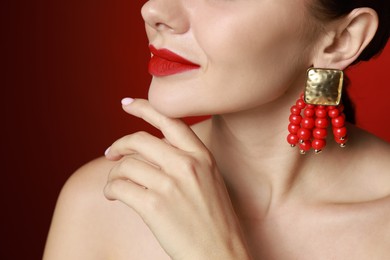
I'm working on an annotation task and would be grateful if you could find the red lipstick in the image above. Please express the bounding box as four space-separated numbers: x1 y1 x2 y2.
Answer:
148 45 200 76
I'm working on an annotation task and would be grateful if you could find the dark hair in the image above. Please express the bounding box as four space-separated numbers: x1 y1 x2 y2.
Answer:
308 0 390 123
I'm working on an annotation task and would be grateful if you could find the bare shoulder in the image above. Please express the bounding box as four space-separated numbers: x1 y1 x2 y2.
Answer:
298 126 390 257
43 157 169 260
329 125 390 237
353 127 390 246
317 125 390 205
347 125 390 193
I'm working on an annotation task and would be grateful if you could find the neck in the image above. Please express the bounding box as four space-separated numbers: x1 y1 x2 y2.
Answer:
209 91 306 218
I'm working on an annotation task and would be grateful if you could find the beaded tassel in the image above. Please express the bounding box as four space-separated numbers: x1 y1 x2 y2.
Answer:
287 93 347 154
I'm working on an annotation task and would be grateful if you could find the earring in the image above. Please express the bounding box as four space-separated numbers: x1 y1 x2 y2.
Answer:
287 68 348 154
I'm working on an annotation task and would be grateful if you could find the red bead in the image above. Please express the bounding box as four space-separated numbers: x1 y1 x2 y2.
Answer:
333 127 347 138
328 108 340 118
300 93 305 100
301 118 315 129
290 105 301 115
287 134 299 145
296 99 306 109
288 123 300 134
299 140 311 151
315 108 327 118
312 139 326 150
297 128 311 140
304 108 315 118
327 106 336 111
315 118 329 128
334 136 348 144
289 114 302 125
332 115 345 128
307 104 315 109
313 128 327 139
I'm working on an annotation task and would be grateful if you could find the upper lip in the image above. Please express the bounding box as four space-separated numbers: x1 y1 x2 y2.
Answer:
149 45 200 66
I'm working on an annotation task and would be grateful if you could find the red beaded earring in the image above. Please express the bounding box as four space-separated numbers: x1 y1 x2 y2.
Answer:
287 68 347 154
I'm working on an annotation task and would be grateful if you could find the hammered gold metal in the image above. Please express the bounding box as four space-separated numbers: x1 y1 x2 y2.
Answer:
304 68 343 106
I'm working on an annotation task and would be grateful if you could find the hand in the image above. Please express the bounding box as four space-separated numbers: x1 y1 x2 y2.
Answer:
104 98 251 260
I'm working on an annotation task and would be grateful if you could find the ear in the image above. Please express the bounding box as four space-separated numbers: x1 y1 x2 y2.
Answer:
312 8 378 70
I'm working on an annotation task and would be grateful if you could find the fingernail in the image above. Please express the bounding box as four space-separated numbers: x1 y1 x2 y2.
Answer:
121 97 134 106
104 147 111 156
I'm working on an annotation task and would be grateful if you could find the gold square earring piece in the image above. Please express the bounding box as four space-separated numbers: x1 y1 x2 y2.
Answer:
304 68 343 106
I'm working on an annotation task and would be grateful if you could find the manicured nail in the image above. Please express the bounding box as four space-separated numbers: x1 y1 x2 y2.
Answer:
121 97 134 106
104 147 111 156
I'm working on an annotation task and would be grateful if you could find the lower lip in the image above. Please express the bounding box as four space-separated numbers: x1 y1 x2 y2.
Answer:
148 55 200 77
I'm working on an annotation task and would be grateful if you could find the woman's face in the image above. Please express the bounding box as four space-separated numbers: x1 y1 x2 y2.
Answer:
142 0 318 117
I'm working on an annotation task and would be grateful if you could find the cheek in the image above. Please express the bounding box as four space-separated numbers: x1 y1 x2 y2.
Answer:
195 13 309 107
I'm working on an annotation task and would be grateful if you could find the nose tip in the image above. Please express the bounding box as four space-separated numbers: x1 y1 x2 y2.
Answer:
141 0 189 34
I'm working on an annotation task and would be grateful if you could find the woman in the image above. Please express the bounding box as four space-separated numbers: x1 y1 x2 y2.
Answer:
44 0 390 259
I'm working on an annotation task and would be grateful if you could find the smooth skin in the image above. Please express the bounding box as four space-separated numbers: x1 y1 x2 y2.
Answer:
44 0 390 259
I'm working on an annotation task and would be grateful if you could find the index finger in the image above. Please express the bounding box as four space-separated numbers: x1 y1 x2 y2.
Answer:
121 98 205 152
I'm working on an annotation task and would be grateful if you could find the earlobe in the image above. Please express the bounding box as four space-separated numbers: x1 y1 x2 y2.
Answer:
313 8 379 69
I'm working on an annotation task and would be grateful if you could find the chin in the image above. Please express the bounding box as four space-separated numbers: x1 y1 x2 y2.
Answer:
148 89 192 118
149 91 218 119
147 78 209 118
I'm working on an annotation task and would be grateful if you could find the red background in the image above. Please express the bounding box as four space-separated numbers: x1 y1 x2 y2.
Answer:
3 1 389 259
